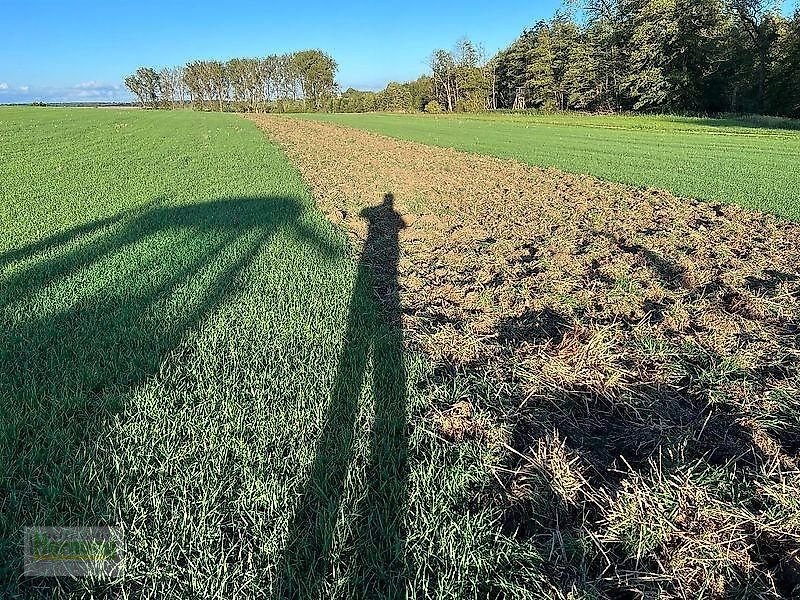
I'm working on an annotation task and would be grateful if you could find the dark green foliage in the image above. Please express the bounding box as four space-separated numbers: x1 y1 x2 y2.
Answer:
622 0 727 111
495 16 580 110
492 0 800 117
767 11 800 117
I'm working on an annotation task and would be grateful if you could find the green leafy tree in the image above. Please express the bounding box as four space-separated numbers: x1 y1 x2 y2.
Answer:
424 100 442 113
562 24 614 110
572 0 632 110
378 82 411 111
520 16 579 110
124 67 161 109
291 50 338 111
407 76 434 111
430 49 456 111
622 0 727 111
727 0 782 113
494 28 538 108
767 10 800 116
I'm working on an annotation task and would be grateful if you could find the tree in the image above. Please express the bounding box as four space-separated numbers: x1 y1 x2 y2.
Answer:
183 61 207 110
226 58 249 110
158 67 183 109
767 10 800 116
407 76 434 111
569 0 632 110
453 38 491 112
124 67 161 109
207 61 228 112
428 39 492 112
494 28 538 108
430 49 456 111
562 25 610 109
622 0 727 111
173 67 188 108
124 74 147 108
727 0 782 112
516 16 579 110
424 100 443 113
291 50 338 111
260 55 280 110
379 82 412 111
121 9 800 118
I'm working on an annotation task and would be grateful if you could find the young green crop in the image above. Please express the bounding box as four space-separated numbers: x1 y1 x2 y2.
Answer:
298 111 800 221
0 108 544 598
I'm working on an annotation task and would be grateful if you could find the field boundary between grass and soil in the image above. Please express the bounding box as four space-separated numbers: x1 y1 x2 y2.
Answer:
290 111 800 222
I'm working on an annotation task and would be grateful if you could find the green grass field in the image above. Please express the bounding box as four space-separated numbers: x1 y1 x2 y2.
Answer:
300 111 800 221
3 107 798 598
0 107 547 598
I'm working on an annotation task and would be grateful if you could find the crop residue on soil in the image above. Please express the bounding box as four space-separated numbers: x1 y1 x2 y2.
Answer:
250 114 800 598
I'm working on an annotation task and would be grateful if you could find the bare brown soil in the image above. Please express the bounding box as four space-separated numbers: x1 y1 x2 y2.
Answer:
250 114 800 598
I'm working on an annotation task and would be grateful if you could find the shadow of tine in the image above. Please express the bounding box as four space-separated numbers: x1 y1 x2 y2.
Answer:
2 196 340 593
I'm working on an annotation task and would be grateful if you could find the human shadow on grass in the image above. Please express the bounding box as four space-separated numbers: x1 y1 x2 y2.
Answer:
281 193 408 599
0 197 337 596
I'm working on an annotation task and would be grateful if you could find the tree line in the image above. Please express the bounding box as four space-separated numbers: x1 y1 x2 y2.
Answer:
489 0 800 116
332 0 799 117
330 38 492 114
125 0 800 117
124 50 337 112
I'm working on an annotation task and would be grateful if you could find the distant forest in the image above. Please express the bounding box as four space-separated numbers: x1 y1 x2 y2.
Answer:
124 0 800 117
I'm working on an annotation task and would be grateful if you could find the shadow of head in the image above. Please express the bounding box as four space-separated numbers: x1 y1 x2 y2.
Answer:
358 192 407 235
360 192 396 218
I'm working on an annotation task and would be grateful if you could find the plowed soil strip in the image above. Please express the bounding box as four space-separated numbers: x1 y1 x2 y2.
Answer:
252 114 798 374
250 111 800 596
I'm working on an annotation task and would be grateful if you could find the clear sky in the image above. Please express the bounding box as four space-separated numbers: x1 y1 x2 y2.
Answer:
0 0 563 103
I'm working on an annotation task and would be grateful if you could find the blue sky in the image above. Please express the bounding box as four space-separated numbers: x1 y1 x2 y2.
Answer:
0 0 562 103
2 0 796 104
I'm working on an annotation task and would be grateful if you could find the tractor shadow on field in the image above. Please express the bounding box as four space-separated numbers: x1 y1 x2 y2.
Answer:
280 193 409 599
0 196 338 595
